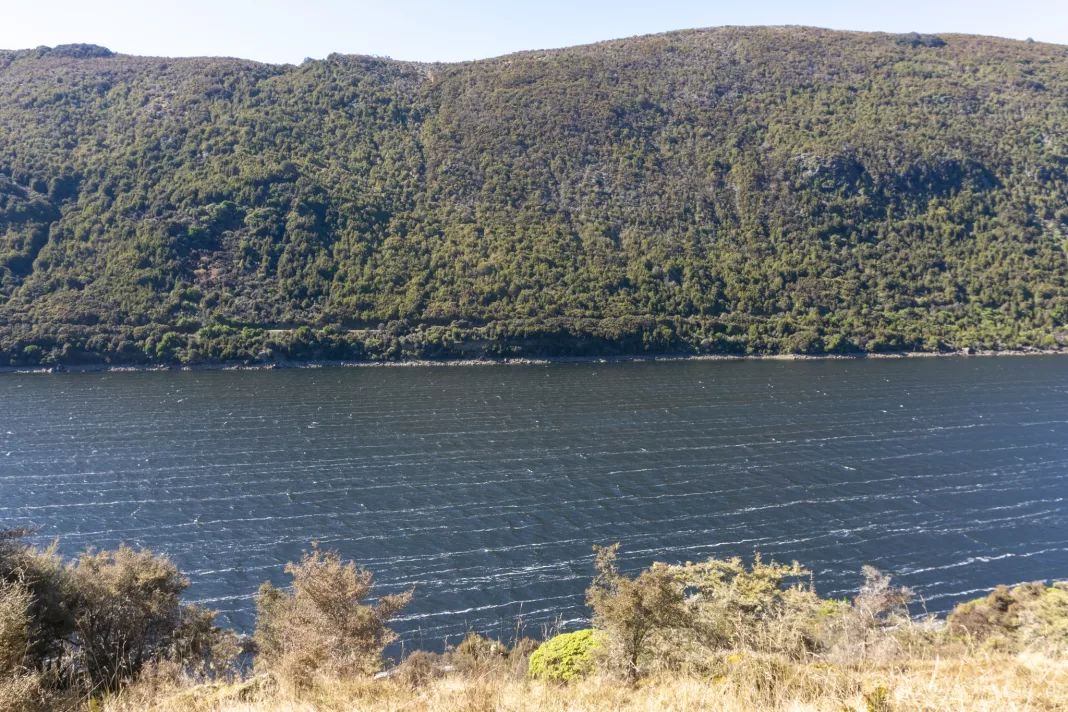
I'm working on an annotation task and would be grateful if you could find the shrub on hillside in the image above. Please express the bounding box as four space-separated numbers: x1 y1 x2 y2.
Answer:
395 650 443 688
853 565 914 623
0 528 73 669
453 631 509 671
586 545 830 677
528 629 605 682
817 566 917 663
66 545 237 691
0 582 44 712
586 544 690 679
1020 583 1068 653
1 529 235 697
948 581 1068 653
168 605 243 679
254 546 412 687
510 637 540 658
0 582 29 675
671 554 820 658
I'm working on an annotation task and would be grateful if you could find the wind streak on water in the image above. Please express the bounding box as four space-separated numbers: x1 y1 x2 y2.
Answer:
2 357 1068 645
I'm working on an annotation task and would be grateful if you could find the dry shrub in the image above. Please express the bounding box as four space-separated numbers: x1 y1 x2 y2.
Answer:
820 566 917 664
0 581 31 676
67 545 190 689
0 581 45 712
1 532 67 710
1020 582 1068 654
586 543 689 679
511 637 540 658
587 545 828 679
2 529 236 700
0 528 72 670
67 545 236 692
949 584 1027 644
673 554 821 659
499 637 539 680
454 631 509 669
170 605 244 679
854 565 914 623
395 649 444 688
254 546 412 688
948 581 1068 655
450 632 538 682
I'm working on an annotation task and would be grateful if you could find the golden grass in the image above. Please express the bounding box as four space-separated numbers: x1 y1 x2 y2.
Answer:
102 652 1068 712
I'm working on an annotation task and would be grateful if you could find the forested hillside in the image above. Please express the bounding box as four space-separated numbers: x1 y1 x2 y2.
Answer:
1 27 1067 365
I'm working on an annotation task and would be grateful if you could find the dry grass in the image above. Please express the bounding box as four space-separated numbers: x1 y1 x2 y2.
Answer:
101 651 1068 712
0 581 45 712
6 536 1064 712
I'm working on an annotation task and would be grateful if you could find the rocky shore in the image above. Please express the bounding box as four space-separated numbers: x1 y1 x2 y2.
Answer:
2 347 1064 375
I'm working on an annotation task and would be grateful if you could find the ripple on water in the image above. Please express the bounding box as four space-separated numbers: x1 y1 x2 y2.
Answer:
1 357 1067 645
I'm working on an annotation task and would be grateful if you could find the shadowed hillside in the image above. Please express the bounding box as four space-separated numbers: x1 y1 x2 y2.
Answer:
1 27 1068 365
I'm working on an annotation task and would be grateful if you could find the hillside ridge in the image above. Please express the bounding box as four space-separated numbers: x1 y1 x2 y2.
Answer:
2 25 1063 65
1 25 1066 365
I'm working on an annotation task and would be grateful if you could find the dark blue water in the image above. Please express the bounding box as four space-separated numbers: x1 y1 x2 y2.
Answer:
2 357 1067 646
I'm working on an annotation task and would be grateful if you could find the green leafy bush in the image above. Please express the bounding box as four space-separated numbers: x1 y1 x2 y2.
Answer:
528 629 606 682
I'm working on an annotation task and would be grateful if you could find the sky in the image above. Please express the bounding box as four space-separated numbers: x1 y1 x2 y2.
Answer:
1 0 1066 65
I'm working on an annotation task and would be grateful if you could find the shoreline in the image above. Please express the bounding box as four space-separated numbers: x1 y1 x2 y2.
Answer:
1 347 1065 374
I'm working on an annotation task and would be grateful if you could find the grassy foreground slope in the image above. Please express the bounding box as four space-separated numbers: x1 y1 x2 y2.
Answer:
105 660 1068 712
4 525 1067 712
1 28 1068 365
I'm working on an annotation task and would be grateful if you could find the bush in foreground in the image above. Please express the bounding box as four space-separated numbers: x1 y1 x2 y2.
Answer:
254 546 412 688
528 629 606 682
66 545 236 691
586 543 689 679
0 528 237 703
0 529 71 671
948 581 1068 654
0 581 45 712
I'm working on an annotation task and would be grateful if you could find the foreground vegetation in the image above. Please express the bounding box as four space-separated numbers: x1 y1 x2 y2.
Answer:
2 528 1067 711
1 27 1068 366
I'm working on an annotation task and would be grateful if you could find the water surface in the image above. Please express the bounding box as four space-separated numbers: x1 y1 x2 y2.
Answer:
2 357 1067 645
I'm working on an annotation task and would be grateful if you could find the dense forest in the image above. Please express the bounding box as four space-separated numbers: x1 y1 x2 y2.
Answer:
1 27 1067 366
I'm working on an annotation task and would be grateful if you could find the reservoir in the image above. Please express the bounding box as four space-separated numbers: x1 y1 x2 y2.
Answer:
1 357 1066 646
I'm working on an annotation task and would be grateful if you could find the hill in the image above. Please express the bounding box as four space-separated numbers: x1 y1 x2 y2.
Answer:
1 27 1067 365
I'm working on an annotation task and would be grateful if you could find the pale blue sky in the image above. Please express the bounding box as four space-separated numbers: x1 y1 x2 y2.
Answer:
2 1 1065 64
